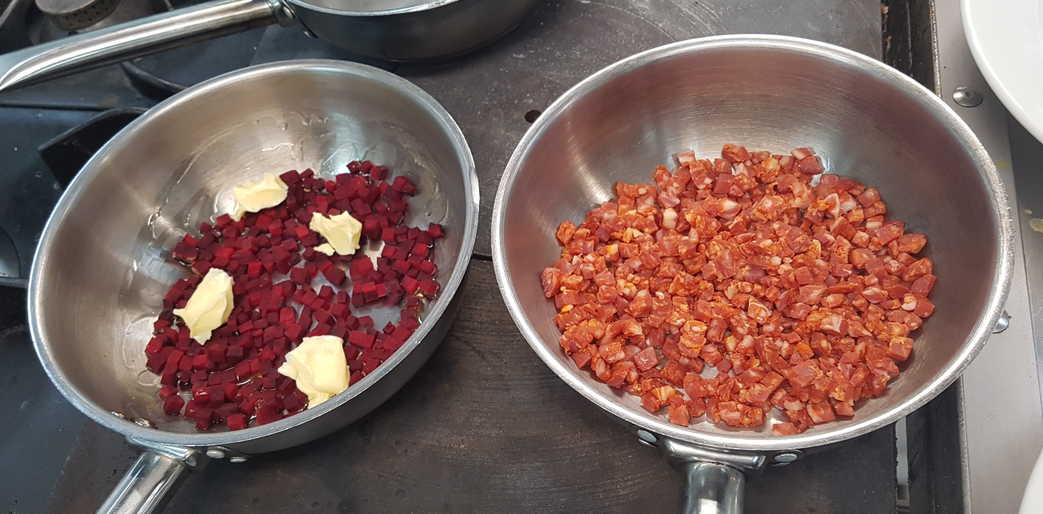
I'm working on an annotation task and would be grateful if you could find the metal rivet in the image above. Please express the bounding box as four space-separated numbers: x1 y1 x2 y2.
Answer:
952 86 983 108
774 452 799 464
992 310 1011 334
229 456 248 463
636 429 658 447
205 449 226 459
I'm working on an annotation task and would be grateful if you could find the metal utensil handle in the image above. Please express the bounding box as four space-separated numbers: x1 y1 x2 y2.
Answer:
653 436 768 514
0 0 284 93
682 461 745 514
99 447 202 514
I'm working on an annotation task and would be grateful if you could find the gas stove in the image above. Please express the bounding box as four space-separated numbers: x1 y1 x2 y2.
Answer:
3 0 1038 512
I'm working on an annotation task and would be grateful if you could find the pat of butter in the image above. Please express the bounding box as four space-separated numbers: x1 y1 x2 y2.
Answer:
231 173 288 220
173 267 234 344
277 335 350 409
309 211 363 255
314 243 335 256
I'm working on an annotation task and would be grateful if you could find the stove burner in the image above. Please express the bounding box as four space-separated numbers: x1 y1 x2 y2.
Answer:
34 0 166 35
36 0 120 30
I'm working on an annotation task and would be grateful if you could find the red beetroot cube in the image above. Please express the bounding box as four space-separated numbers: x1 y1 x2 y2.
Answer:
363 216 381 239
330 302 348 318
145 336 166 355
392 259 411 275
163 395 185 415
349 331 375 348
256 404 283 425
391 176 417 195
419 279 440 297
350 256 374 277
226 413 248 430
191 354 209 370
427 223 445 239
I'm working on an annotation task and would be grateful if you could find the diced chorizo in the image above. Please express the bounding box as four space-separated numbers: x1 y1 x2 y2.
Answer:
540 267 562 298
910 274 937 296
896 233 927 254
542 145 935 435
556 221 577 245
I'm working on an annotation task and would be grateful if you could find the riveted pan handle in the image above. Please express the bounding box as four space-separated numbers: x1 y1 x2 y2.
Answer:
649 434 772 514
681 461 745 514
99 445 205 514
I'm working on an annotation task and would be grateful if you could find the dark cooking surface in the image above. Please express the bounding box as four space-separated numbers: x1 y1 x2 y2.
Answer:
0 1 948 512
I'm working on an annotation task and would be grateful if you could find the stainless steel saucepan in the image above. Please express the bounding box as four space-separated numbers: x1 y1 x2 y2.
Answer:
0 0 540 92
29 59 478 513
493 35 1011 513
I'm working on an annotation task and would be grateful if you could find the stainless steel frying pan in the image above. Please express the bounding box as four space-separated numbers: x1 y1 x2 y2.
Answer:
492 35 1012 513
0 0 540 92
29 59 478 513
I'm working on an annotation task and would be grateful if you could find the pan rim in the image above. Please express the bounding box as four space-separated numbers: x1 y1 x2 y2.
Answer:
491 34 1012 452
287 0 459 17
27 58 479 449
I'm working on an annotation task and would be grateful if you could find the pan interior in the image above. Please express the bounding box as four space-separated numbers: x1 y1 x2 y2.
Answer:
30 61 473 437
495 38 1005 450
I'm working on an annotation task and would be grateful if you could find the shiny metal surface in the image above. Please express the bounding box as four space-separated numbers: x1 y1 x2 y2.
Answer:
493 35 1011 455
289 0 540 61
28 59 478 453
0 0 280 92
657 438 761 514
658 438 761 514
98 446 202 514
681 463 744 514
0 0 539 93
933 0 1043 511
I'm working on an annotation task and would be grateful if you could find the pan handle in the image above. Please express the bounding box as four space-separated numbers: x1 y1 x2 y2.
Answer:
681 461 745 514
0 0 289 94
652 435 770 514
99 444 205 514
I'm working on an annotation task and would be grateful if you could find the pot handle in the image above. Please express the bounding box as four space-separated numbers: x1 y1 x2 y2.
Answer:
98 445 205 514
0 0 289 94
680 461 745 514
651 435 770 514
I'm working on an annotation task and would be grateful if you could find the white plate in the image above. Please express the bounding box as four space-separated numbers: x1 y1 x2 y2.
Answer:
962 0 1043 143
1022 449 1043 514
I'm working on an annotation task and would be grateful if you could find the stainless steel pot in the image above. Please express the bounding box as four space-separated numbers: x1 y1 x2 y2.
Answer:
28 59 478 513
0 0 540 92
492 35 1012 513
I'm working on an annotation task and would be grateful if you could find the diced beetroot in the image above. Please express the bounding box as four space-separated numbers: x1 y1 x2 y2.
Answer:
391 176 417 195
419 279 440 297
323 266 345 286
226 413 248 430
163 395 185 415
418 260 436 274
363 216 381 239
256 404 283 425
148 160 443 431
349 331 375 348
427 223 445 239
